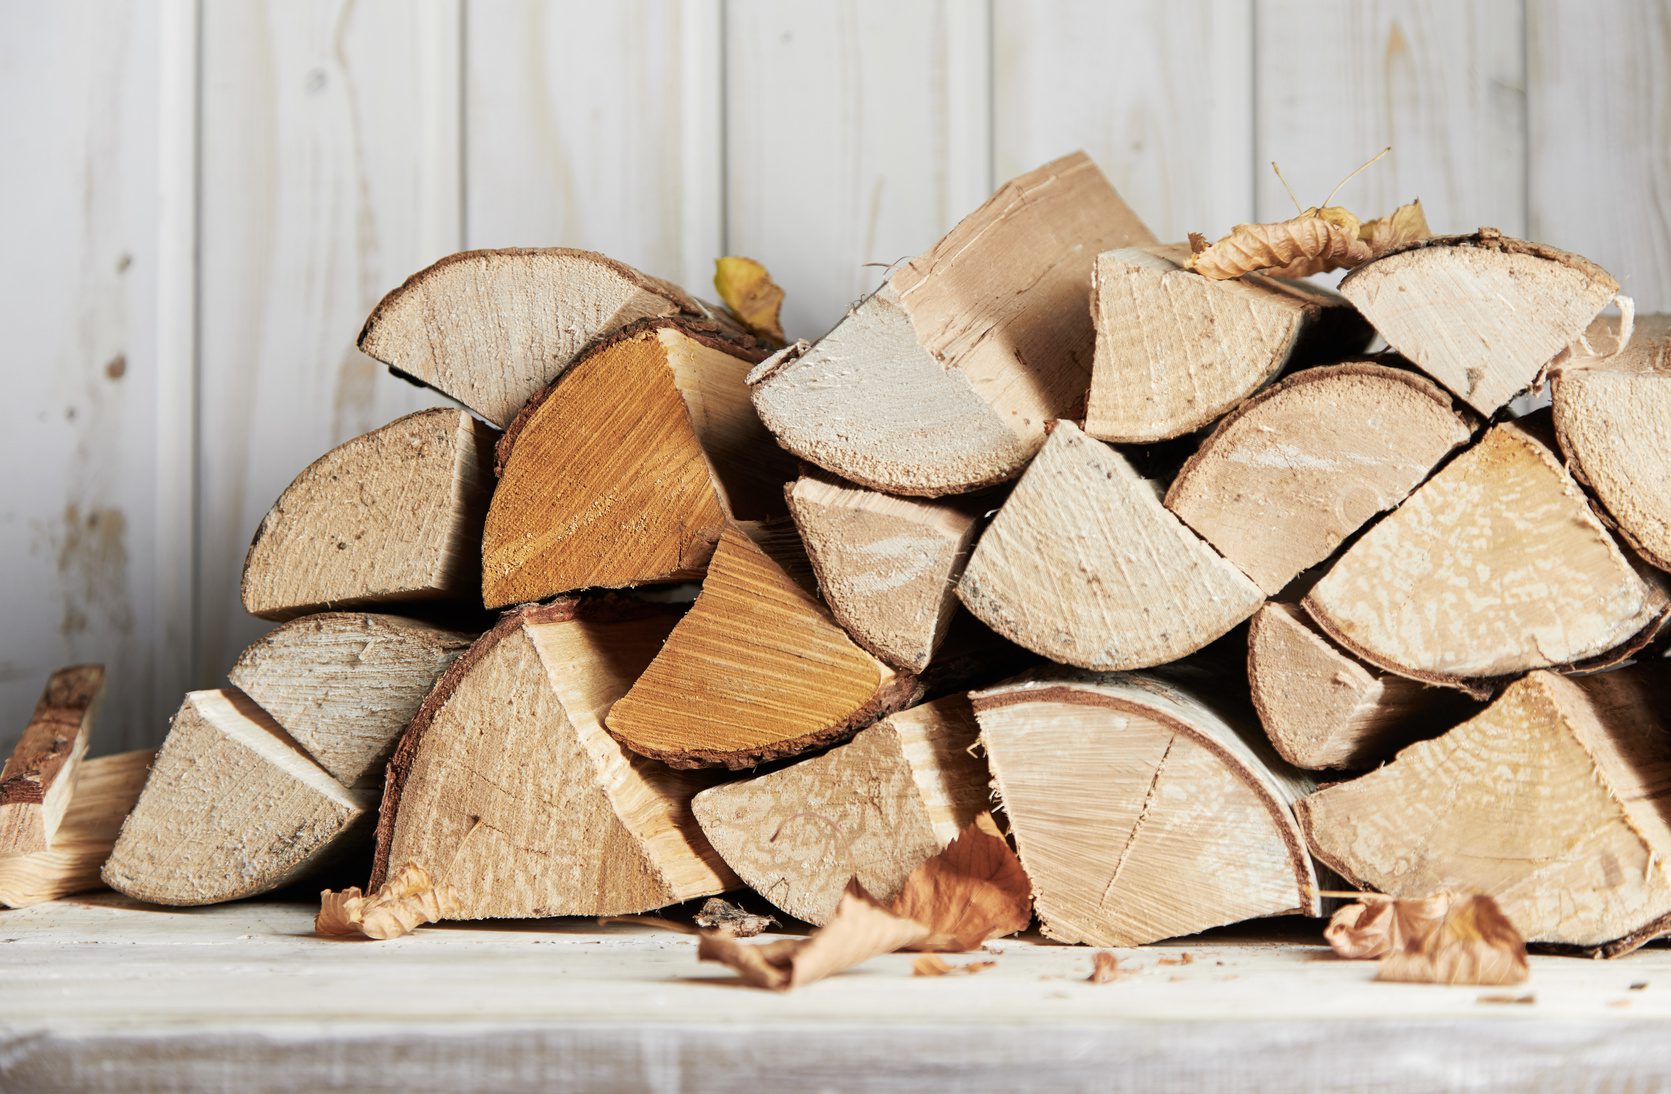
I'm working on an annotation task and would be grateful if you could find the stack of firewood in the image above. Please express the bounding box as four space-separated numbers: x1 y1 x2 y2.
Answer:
9 150 1670 962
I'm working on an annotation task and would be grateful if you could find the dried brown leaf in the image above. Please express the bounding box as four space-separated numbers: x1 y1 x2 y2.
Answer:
1378 893 1529 986
316 864 458 941
693 897 779 938
698 880 928 992
714 256 786 343
1359 199 1430 256
890 811 1032 952
912 955 996 977
1186 207 1371 280
1087 951 1120 984
1325 891 1450 960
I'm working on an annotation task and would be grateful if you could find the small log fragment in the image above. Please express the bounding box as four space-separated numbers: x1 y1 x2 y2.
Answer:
227 613 474 788
750 152 1154 496
0 750 152 908
241 408 496 621
1247 602 1475 770
1165 363 1475 595
957 421 1263 670
691 694 988 925
482 318 788 608
1304 418 1669 691
787 471 985 672
605 522 917 769
1084 244 1372 442
1296 669 1671 950
102 690 370 906
1552 314 1671 572
358 248 733 427
0 665 103 853
372 598 735 918
1338 229 1620 415
974 668 1319 946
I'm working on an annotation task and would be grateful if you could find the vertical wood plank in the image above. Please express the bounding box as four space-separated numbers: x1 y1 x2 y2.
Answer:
723 0 993 340
463 0 723 291
993 0 1255 244
1528 1 1671 309
196 0 464 687
1253 1 1527 238
0 3 187 750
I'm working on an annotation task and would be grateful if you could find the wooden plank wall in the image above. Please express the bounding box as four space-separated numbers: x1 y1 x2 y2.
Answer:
2 0 1667 750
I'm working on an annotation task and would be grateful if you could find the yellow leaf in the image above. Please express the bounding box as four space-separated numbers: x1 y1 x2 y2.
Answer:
1359 199 1431 256
316 864 458 941
714 256 786 343
889 811 1032 952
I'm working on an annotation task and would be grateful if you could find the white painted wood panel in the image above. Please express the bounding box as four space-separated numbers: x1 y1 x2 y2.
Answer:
994 0 1255 243
194 0 463 688
1528 0 1671 310
723 0 992 341
0 3 186 752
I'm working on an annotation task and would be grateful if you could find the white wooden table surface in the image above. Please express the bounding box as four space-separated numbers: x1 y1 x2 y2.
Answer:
1 895 1667 1092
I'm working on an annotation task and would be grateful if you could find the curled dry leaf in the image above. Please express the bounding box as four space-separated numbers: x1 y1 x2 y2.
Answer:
912 955 997 977
714 256 786 343
698 880 929 992
1325 891 1450 959
890 811 1032 952
1358 199 1430 256
1327 891 1529 986
316 864 458 941
693 897 779 938
1087 951 1121 984
1187 198 1430 281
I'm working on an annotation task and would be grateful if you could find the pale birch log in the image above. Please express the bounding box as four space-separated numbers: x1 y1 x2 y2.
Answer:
0 750 152 908
0 665 102 853
974 668 1319 947
1084 244 1371 442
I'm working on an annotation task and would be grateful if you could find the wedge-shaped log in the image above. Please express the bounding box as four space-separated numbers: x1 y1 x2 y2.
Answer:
975 669 1319 946
372 598 735 917
102 690 369 906
0 665 102 853
750 152 1154 496
958 421 1263 670
1166 363 1474 595
1085 245 1372 442
1248 602 1474 771
787 472 985 672
228 613 473 789
242 408 496 621
0 751 151 908
359 248 728 427
482 318 786 608
1297 669 1671 952
606 523 919 769
1553 315 1671 573
1338 229 1619 415
691 694 987 925
1304 418 1668 691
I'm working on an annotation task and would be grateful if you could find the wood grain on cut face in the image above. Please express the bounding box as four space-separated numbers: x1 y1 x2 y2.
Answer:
958 421 1263 670
240 408 496 621
102 690 368 907
606 523 902 769
975 669 1317 947
1085 245 1370 443
482 321 782 608
0 750 152 908
1297 669 1671 950
0 665 103 853
1166 362 1474 595
1305 418 1668 688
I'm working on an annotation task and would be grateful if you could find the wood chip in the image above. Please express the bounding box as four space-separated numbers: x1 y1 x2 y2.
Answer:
316 864 459 941
692 898 779 938
911 955 996 977
1087 951 1121 984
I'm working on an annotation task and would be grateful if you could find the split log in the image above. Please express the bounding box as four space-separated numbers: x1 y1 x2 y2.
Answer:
691 694 987 925
974 668 1319 946
372 598 735 918
102 690 370 906
1296 668 1671 952
957 421 1263 670
0 665 102 853
241 408 496 621
358 248 735 428
605 522 917 770
227 613 474 789
1337 229 1620 415
749 152 1154 496
481 318 788 608
787 471 986 672
1165 362 1475 595
1247 602 1475 770
1083 245 1372 442
1304 417 1669 691
1552 314 1671 572
0 750 152 908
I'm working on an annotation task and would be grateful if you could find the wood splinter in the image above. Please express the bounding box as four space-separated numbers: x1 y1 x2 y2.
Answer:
0 665 103 854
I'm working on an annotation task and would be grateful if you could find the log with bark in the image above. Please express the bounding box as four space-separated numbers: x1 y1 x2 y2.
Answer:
749 152 1154 496
0 750 152 908
0 665 102 854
